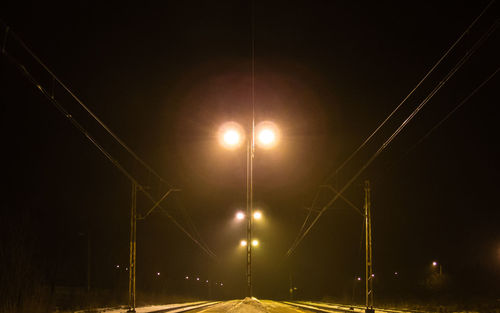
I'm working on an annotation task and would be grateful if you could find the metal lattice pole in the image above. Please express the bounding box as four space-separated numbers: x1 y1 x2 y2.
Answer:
128 183 137 312
364 180 374 311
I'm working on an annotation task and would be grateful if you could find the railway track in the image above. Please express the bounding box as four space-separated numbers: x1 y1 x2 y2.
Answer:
147 301 221 313
283 301 427 313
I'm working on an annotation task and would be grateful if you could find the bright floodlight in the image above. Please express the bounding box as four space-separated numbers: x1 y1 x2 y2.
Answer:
236 211 245 220
256 121 280 149
224 130 240 145
218 122 245 150
252 239 259 246
253 211 262 220
240 240 247 247
259 129 275 145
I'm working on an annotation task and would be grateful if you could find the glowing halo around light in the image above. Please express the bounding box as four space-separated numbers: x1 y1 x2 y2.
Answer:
236 211 245 220
218 121 245 150
255 121 280 149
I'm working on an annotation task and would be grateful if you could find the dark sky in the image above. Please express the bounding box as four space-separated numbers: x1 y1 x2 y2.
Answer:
1 0 499 301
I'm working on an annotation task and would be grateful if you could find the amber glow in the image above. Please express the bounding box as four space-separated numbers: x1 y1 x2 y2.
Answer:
255 121 280 149
218 122 245 149
236 211 245 220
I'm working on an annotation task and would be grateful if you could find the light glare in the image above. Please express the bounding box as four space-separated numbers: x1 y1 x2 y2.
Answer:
258 129 275 145
240 240 247 247
255 121 280 149
236 211 245 220
224 130 240 146
253 211 262 220
218 122 244 150
252 239 259 246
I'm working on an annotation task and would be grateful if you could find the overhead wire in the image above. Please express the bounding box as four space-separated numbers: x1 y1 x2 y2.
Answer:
400 65 500 158
286 17 499 258
286 1 497 257
322 0 496 185
177 195 217 259
0 20 174 188
1 32 217 261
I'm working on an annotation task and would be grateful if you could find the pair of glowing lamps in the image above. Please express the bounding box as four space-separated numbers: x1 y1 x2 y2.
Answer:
236 211 262 220
240 239 259 247
218 121 280 150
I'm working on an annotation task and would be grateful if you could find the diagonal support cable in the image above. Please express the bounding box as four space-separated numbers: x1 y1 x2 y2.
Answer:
1 48 217 260
286 18 499 257
0 20 174 188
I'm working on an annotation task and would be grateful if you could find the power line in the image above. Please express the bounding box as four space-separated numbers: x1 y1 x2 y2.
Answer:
1 44 217 260
286 18 499 258
401 65 500 158
322 0 496 185
286 1 496 257
0 20 174 188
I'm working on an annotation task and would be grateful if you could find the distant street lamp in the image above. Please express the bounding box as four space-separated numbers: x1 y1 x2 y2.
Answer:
432 261 442 275
240 239 259 247
352 276 362 304
219 120 279 297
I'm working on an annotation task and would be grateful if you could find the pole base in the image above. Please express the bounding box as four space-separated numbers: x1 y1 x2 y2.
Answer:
365 308 374 313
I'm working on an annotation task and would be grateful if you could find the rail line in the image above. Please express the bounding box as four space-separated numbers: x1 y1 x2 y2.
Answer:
283 301 427 313
147 301 221 313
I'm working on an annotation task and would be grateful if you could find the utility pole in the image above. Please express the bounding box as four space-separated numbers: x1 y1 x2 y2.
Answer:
128 183 137 313
246 136 254 298
87 233 91 293
364 180 374 313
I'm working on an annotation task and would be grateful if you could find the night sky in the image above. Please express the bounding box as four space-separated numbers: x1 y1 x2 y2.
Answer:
1 1 499 302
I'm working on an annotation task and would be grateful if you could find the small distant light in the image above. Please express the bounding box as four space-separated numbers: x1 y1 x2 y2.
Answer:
394 272 398 275
157 272 160 276
357 277 361 281
206 280 209 283
196 277 200 281
371 274 375 277
220 283 223 286
240 240 247 247
116 265 120 269
253 211 262 220
236 212 245 220
432 261 438 266
126 268 128 271
185 276 189 280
